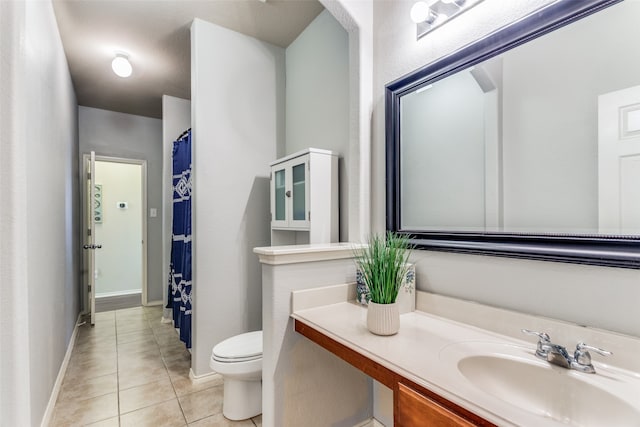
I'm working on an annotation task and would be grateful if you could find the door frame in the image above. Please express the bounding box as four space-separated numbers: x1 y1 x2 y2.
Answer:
81 154 149 311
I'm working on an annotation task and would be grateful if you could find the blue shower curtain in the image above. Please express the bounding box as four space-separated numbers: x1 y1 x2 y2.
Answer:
167 129 192 349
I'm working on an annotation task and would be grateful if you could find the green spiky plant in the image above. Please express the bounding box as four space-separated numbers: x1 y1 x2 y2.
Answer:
355 232 413 304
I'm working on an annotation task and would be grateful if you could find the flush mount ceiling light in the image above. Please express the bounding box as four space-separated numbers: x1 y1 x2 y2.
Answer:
411 0 485 40
111 53 132 78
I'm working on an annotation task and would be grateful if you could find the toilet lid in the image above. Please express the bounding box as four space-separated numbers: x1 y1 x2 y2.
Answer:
212 330 262 361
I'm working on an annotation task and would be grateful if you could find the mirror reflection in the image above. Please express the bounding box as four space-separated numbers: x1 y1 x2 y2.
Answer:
400 0 640 236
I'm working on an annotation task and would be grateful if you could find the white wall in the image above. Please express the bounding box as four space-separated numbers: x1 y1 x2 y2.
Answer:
0 1 80 425
78 107 163 303
320 0 374 244
190 18 284 375
162 95 191 318
372 0 640 338
95 161 143 296
286 10 349 240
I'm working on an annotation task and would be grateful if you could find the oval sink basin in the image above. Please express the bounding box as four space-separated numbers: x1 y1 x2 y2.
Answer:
452 350 640 426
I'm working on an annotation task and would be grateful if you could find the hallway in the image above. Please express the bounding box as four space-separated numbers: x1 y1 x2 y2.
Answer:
50 306 262 427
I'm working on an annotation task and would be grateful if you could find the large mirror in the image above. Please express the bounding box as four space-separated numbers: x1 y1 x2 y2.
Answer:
386 0 640 268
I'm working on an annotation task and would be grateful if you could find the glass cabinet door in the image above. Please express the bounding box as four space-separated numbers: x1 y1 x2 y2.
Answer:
289 158 310 228
291 162 306 221
271 155 310 230
271 167 288 228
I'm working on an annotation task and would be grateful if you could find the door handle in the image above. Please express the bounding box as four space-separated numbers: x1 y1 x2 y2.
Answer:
285 190 291 197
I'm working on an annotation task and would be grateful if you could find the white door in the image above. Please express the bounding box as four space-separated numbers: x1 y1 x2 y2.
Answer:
84 151 100 325
598 85 640 235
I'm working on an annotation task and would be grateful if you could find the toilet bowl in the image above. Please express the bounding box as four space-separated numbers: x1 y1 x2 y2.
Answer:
210 330 263 421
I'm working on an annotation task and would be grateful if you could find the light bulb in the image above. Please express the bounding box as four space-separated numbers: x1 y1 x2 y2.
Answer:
112 54 132 78
410 2 431 24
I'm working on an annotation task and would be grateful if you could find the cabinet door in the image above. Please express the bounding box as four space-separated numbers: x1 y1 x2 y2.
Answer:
288 157 310 229
271 165 289 229
397 383 476 427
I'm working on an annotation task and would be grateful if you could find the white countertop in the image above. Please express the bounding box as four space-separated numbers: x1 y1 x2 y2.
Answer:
292 302 640 426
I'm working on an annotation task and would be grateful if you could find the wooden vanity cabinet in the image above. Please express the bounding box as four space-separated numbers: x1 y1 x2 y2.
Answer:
294 320 495 427
396 383 476 427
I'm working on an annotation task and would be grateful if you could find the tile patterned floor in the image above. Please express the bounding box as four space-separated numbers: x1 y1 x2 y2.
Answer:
51 306 262 427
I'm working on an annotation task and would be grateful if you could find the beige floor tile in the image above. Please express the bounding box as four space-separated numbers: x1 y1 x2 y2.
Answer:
117 338 160 356
116 313 149 322
76 331 117 346
165 357 191 378
162 347 192 365
251 415 261 427
160 342 191 361
117 307 146 316
118 347 163 364
118 363 171 390
170 372 223 397
69 348 117 367
116 320 153 338
120 398 187 427
119 377 177 414
178 384 224 423
117 328 154 344
78 324 117 338
59 372 117 403
119 353 166 374
143 305 164 315
95 311 116 320
151 324 175 335
153 327 181 339
188 413 255 427
85 416 120 427
64 355 118 381
51 392 118 426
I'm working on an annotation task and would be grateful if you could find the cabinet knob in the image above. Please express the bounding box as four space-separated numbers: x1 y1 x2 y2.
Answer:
285 190 291 197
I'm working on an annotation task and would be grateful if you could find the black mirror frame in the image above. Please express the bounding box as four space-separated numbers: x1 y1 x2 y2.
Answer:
386 0 640 269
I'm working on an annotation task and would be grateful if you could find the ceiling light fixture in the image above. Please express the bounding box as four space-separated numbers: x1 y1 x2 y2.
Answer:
411 0 485 40
111 53 132 78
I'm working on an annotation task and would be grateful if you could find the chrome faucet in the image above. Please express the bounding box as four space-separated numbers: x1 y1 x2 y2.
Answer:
521 329 612 374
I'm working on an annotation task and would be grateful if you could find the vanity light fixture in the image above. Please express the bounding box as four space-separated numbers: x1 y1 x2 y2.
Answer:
111 53 132 78
411 0 485 40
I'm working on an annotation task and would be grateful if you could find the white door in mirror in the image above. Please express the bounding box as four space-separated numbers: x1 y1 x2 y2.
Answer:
598 85 640 235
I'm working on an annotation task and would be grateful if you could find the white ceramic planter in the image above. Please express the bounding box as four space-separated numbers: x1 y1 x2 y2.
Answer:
367 301 400 336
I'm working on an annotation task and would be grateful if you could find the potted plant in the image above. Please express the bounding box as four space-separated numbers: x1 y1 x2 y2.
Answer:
355 232 412 335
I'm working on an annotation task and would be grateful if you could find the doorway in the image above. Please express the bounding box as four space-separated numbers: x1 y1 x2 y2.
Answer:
82 155 148 314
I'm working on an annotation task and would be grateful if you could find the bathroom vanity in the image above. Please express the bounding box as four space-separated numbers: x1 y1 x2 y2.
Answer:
255 244 640 427
291 293 640 426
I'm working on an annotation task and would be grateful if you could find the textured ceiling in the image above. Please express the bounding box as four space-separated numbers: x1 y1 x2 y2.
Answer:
52 0 324 118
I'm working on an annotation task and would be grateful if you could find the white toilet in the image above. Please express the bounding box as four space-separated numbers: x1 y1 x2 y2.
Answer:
210 330 263 421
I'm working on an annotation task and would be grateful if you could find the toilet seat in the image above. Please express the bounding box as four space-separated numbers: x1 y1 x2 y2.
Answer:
212 330 262 363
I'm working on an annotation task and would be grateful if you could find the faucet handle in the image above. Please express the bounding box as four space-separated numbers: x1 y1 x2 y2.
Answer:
575 342 612 358
573 343 612 374
521 329 551 343
522 329 552 359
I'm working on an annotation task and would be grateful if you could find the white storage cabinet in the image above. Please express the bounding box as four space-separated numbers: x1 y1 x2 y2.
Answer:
270 148 338 245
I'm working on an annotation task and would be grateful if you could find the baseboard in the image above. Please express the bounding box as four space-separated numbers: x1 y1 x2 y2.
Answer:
144 300 163 306
352 418 386 427
96 289 141 298
40 313 83 427
96 293 141 312
189 368 219 383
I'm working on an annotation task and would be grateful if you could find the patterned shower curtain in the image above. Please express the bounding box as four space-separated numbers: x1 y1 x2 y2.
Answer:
167 129 192 349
